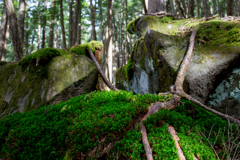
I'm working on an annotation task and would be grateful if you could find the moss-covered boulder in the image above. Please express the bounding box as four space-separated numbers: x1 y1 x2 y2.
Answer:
0 41 103 115
117 16 240 117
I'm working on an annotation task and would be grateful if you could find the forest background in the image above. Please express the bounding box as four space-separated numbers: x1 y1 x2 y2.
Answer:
0 0 240 84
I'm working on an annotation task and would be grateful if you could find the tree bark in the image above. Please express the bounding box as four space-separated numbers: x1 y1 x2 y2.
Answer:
73 0 79 45
37 0 41 49
17 0 25 45
98 0 103 43
196 0 200 17
142 0 147 14
2 24 9 61
68 0 73 47
25 0 29 56
227 0 234 16
148 0 164 13
48 0 55 48
59 0 66 48
90 0 97 41
0 5 8 60
170 0 176 15
175 0 184 18
5 0 23 61
180 0 187 17
41 0 47 48
203 0 209 17
30 29 35 54
188 0 194 17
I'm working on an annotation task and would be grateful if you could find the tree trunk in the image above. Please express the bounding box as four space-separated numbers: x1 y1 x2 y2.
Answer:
213 0 217 15
73 0 79 45
188 0 194 17
54 17 59 48
0 5 8 60
142 0 147 14
105 0 113 83
17 0 25 45
5 0 23 61
90 0 97 41
175 0 184 18
170 0 176 15
30 30 35 54
37 0 41 49
166 0 171 13
180 0 187 17
148 0 164 13
227 0 234 16
59 0 66 48
2 24 9 61
203 0 209 17
25 0 29 56
196 0 200 17
41 0 47 48
48 0 55 48
68 0 73 47
125 0 130 61
98 0 103 43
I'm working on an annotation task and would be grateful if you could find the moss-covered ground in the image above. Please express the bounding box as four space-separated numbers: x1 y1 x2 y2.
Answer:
0 90 238 160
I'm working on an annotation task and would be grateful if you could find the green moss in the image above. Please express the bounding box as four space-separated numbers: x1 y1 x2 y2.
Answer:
160 16 174 23
69 41 103 55
0 61 8 66
127 19 137 34
19 48 61 67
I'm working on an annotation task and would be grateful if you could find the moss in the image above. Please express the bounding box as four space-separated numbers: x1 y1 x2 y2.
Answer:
0 61 8 66
19 48 61 67
127 19 137 34
69 41 103 55
160 16 174 23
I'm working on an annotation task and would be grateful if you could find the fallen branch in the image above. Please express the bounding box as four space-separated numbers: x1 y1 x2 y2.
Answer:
202 14 219 21
88 49 117 91
167 125 186 160
140 121 153 160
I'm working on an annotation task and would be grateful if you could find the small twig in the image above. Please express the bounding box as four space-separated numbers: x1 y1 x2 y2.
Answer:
140 121 153 160
84 91 96 100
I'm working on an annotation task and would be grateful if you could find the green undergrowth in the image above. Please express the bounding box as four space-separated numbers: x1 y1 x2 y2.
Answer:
1 90 238 160
0 90 171 160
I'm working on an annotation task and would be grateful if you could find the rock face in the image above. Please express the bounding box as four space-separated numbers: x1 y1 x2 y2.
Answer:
117 16 240 117
0 54 98 114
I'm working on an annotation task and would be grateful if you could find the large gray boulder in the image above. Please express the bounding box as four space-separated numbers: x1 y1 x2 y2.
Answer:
117 16 240 117
0 54 98 114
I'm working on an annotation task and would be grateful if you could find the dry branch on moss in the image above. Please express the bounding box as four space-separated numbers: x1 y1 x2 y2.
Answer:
167 125 186 160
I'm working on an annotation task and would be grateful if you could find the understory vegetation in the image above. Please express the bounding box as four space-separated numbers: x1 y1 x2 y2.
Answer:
0 90 239 160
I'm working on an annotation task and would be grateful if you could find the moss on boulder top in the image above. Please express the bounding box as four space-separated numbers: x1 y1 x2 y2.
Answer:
127 15 240 48
69 41 103 55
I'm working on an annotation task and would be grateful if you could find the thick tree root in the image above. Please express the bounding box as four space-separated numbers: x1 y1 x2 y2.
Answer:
88 49 117 91
167 125 186 160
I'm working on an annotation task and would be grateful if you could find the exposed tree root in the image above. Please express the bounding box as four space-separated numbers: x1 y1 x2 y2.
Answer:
143 11 179 19
167 125 186 160
202 14 219 21
88 48 117 91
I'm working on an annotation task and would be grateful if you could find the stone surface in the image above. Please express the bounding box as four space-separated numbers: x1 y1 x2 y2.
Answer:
117 16 240 117
0 54 98 114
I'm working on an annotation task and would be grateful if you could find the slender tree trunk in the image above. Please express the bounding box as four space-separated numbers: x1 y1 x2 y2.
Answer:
213 0 217 14
2 24 9 61
90 0 97 41
203 0 209 17
5 0 23 61
41 0 47 48
25 0 29 56
196 0 200 17
48 0 55 48
148 0 164 13
105 0 113 83
37 0 41 49
125 0 130 61
17 0 25 45
30 30 35 54
188 0 194 17
54 16 59 48
98 0 103 43
166 0 171 13
142 0 147 14
180 0 187 17
68 0 73 47
227 0 234 16
175 0 184 18
77 9 82 45
0 5 8 60
169 0 176 15
59 0 66 48
73 0 79 45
